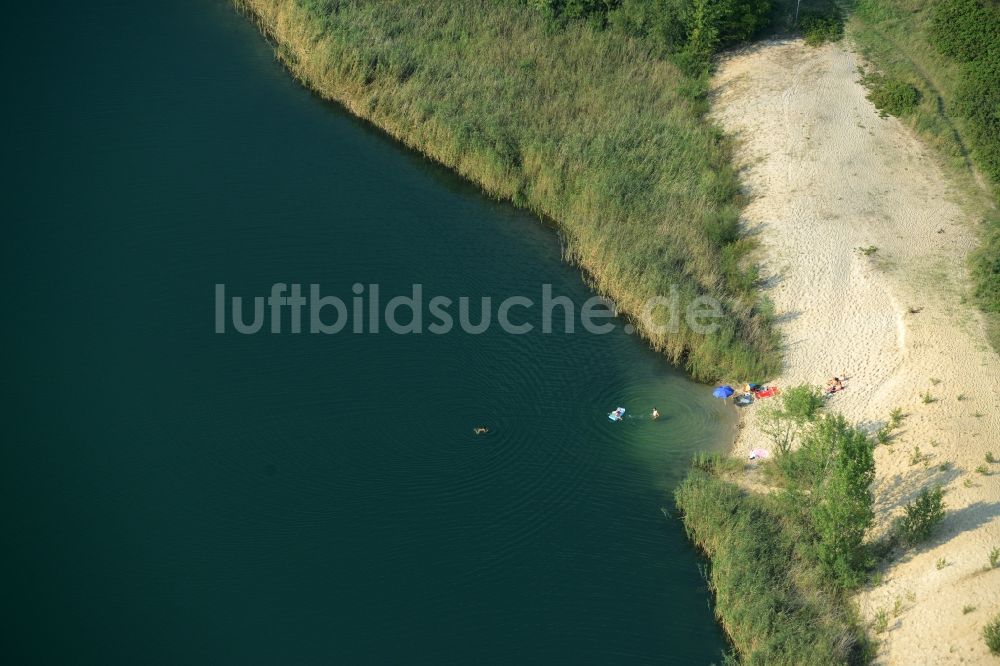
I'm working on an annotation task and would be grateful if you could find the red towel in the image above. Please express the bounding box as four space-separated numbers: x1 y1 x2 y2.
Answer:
753 386 780 399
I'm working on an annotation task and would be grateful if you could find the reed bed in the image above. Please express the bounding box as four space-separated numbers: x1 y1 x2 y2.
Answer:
236 0 780 381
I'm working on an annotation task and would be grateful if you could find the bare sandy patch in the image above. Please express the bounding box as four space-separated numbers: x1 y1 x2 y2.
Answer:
711 39 1000 664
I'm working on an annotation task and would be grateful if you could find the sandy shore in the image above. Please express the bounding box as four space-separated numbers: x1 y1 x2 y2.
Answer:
711 39 1000 664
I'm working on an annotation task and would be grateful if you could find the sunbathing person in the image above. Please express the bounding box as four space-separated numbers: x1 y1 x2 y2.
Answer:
825 376 846 394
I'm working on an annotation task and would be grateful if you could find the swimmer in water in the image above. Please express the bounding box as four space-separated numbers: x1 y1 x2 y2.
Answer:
651 408 660 420
473 426 489 435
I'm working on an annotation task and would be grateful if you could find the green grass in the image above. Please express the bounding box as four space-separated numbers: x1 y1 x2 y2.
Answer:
235 0 780 381
675 468 870 664
846 0 1000 350
985 612 1000 656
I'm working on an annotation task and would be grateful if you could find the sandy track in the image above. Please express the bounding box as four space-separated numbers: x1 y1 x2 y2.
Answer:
711 39 1000 664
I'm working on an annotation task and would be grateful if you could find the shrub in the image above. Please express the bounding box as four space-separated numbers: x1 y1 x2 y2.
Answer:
897 486 946 546
873 608 888 633
782 384 825 422
862 72 920 117
800 12 843 46
988 546 999 569
985 613 1000 656
759 384 825 456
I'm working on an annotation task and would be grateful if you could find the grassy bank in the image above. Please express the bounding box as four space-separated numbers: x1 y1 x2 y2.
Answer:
676 466 868 664
676 389 877 664
676 387 953 663
844 0 1000 347
235 0 780 381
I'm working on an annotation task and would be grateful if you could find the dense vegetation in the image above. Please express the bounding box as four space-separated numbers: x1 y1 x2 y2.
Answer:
676 462 870 664
532 0 772 72
848 0 1000 347
237 0 781 381
860 71 920 118
677 388 877 663
677 386 949 663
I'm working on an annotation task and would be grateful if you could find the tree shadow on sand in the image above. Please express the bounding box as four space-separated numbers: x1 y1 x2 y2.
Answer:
882 500 1000 567
872 463 964 519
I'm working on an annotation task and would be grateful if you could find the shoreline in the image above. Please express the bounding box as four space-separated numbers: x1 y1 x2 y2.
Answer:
231 2 997 660
232 0 780 381
713 39 1000 664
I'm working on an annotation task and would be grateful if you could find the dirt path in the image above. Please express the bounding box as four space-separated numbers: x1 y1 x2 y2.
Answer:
711 39 1000 665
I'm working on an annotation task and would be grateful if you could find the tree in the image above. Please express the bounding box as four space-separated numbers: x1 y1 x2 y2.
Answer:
808 415 875 587
758 384 824 456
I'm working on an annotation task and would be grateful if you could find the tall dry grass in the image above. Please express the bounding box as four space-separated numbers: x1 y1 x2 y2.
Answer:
235 0 780 381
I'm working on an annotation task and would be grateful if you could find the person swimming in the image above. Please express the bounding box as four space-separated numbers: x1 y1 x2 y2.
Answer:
651 408 660 420
473 426 489 435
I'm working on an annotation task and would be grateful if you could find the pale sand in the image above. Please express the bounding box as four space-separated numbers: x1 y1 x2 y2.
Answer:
711 39 1000 664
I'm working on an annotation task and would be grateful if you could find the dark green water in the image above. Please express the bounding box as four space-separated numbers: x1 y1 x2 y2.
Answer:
4 1 735 663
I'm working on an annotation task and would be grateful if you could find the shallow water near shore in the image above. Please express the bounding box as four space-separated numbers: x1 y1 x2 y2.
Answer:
4 1 735 663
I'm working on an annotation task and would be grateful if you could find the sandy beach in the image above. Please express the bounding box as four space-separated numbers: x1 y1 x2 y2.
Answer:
711 39 1000 664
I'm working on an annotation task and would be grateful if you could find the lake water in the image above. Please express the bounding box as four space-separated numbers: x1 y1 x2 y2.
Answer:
4 1 735 663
